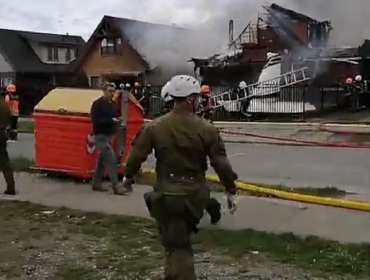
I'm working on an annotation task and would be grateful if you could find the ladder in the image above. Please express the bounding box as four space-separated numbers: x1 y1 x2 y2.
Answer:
210 67 311 109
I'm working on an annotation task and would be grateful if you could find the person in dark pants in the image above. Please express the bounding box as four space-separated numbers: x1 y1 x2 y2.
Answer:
122 75 238 279
142 84 152 116
0 97 16 195
90 82 126 195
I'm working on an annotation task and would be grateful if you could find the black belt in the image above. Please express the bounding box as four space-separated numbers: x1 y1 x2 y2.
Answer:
158 171 205 181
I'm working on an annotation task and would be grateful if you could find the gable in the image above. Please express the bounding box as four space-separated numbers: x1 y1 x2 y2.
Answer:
81 34 147 76
75 16 188 73
0 28 85 73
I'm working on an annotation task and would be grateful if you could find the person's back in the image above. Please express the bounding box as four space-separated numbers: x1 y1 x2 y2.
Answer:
150 109 214 193
123 75 237 280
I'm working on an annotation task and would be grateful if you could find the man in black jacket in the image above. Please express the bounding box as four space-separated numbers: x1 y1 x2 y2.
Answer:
90 82 126 195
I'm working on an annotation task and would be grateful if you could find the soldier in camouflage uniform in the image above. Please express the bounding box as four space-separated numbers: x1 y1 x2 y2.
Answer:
0 96 16 195
122 75 238 279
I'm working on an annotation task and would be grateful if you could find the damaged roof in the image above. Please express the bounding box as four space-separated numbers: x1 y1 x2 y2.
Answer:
75 15 187 71
269 4 329 24
0 28 85 73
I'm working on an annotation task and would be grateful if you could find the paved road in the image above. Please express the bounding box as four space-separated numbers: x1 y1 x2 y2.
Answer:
8 134 370 194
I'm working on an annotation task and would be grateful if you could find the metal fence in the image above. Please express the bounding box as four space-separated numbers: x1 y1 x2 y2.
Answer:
143 84 367 121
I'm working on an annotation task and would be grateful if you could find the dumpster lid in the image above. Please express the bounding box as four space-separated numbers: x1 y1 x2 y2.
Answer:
34 88 104 115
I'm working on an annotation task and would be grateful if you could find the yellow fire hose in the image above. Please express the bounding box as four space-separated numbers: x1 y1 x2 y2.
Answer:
141 169 370 212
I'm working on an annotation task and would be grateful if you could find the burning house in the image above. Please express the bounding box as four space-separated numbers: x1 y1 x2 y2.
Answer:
191 3 370 87
190 3 370 116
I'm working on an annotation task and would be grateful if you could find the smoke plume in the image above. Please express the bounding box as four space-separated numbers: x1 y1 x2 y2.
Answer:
119 0 370 77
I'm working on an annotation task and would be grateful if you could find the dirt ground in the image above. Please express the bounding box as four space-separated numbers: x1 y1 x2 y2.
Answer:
0 200 367 280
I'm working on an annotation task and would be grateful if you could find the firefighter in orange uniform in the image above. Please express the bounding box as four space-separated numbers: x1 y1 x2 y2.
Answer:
5 84 19 141
199 85 213 121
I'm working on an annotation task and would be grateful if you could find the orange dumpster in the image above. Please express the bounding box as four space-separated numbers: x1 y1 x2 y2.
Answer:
33 87 144 179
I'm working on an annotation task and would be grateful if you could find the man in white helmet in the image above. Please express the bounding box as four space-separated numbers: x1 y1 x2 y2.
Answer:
160 81 174 115
122 75 238 279
352 75 363 111
124 83 131 91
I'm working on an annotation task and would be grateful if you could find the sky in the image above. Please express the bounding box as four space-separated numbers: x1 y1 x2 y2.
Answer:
1 0 370 48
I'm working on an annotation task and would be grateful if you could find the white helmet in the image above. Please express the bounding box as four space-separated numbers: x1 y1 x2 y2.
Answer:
134 82 140 87
125 83 131 88
355 75 362 82
168 75 201 98
161 81 173 102
239 81 247 89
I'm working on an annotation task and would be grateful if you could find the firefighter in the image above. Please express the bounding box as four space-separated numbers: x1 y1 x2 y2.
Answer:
354 75 365 109
131 82 143 102
349 75 362 111
0 96 16 195
199 85 213 121
121 75 238 279
142 83 152 116
5 84 19 141
125 83 132 92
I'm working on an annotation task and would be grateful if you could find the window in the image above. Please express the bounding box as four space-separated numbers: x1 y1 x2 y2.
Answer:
100 37 121 55
66 48 71 61
90 76 101 88
47 47 53 61
53 47 59 61
47 47 60 62
0 77 13 87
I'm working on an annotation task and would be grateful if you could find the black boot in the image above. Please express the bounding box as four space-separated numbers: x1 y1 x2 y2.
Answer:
3 168 16 195
4 188 16 195
206 198 221 225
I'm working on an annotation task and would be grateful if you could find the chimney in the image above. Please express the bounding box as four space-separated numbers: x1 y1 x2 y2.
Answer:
229 20 234 46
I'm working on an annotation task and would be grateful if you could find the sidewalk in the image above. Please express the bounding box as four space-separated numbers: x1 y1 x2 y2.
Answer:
215 122 370 146
1 173 370 244
145 120 370 145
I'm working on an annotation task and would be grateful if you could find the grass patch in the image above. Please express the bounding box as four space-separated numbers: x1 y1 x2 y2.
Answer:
197 229 369 277
0 200 367 279
136 171 346 198
10 157 35 172
17 120 34 133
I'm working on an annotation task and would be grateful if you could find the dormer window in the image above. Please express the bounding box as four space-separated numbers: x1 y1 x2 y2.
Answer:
47 46 59 62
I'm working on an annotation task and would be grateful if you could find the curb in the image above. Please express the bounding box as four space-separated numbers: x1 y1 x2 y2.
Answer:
140 169 370 213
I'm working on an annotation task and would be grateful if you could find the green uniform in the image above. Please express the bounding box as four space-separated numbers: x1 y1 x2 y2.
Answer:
0 98 15 194
125 107 236 280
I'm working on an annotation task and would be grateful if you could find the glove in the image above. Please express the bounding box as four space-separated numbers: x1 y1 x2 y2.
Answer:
122 177 134 193
226 192 238 215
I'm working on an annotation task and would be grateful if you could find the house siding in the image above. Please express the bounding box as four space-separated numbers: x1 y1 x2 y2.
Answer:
81 37 147 79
